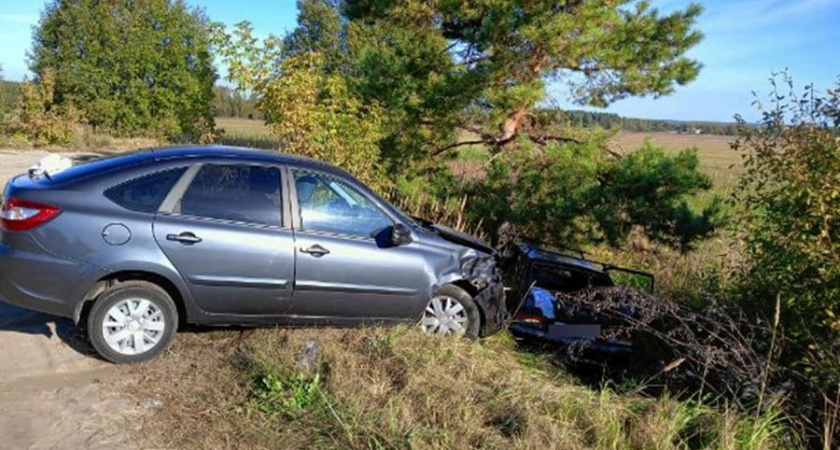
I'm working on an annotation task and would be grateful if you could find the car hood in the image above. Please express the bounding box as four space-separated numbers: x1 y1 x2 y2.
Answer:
412 217 498 258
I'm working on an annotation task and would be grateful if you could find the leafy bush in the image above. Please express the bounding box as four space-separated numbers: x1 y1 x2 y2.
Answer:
258 52 386 190
9 69 78 147
463 139 721 250
733 74 840 389
216 24 387 190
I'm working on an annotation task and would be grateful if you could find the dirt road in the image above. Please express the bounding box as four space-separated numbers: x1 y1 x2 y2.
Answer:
0 150 136 450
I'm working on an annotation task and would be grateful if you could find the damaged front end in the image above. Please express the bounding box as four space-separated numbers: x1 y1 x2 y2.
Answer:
416 218 507 336
461 254 507 336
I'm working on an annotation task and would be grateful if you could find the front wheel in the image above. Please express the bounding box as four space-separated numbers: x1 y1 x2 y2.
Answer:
419 284 481 339
87 281 178 364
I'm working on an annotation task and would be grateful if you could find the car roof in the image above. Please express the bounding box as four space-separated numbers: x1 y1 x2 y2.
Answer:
518 243 606 273
44 145 349 186
152 145 346 175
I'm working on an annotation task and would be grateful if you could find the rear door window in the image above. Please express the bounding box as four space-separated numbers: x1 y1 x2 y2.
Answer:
179 165 283 227
105 167 186 213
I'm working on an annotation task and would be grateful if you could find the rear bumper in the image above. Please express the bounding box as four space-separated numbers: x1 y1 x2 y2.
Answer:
475 281 507 337
0 238 95 319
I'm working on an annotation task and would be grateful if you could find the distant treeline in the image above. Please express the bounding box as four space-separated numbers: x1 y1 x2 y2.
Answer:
561 110 739 136
0 80 21 116
2 81 261 121
3 79 737 135
211 91 739 135
212 86 261 120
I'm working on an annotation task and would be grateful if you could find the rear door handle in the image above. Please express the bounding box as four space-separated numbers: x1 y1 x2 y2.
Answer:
166 232 202 245
300 244 330 257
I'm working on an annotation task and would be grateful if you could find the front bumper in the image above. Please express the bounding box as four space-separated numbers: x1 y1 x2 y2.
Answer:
475 280 507 336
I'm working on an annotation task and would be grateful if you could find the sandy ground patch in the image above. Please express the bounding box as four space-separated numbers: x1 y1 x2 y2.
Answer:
0 149 138 450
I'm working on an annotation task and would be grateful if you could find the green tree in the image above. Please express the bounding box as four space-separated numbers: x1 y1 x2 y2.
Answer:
212 86 259 118
30 0 217 139
0 65 6 127
216 0 718 248
342 0 702 160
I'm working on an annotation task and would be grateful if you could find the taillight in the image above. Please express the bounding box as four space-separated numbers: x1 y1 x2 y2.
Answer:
0 197 62 231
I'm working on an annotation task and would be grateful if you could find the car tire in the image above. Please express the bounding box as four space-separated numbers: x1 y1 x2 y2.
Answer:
420 284 481 339
87 280 178 364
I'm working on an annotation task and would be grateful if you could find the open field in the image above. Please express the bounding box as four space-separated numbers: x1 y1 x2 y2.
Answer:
610 131 741 194
216 117 272 136
215 117 279 150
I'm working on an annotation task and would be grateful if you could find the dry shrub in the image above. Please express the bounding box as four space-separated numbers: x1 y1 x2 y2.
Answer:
558 286 840 447
121 326 788 450
558 287 768 398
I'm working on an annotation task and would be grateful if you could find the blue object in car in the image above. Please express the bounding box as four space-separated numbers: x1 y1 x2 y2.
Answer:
526 287 556 320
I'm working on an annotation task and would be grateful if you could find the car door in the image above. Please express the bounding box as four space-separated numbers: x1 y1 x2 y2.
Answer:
289 170 428 320
153 163 295 316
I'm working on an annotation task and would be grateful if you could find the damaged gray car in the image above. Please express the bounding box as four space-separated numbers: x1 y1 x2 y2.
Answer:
0 146 506 363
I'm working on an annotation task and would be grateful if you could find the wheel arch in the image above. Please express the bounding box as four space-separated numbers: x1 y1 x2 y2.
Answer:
447 278 506 338
75 270 189 326
445 279 487 331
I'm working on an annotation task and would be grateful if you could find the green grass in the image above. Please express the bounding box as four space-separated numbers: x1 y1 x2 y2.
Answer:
124 326 793 450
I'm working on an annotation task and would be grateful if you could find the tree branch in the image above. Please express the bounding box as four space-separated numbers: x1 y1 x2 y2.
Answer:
431 139 488 157
528 134 583 146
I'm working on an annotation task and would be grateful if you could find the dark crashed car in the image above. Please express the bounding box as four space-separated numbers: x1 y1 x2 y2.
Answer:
0 147 505 363
501 243 654 359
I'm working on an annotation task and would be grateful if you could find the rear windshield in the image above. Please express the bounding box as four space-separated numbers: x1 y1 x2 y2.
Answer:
44 150 153 185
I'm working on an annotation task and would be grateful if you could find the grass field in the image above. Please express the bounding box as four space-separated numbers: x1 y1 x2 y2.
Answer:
610 131 741 194
126 326 788 450
215 117 278 150
216 117 272 136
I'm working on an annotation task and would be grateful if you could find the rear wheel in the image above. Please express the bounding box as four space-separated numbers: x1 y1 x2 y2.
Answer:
87 281 178 364
419 284 481 339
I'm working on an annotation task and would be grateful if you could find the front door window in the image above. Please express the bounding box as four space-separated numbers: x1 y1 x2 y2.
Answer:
294 171 392 238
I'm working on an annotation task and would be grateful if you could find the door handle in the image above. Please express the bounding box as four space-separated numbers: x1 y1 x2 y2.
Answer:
166 232 202 245
300 244 330 257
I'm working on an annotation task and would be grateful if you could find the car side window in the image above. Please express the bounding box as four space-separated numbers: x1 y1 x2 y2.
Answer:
179 165 282 227
294 171 393 238
105 167 186 213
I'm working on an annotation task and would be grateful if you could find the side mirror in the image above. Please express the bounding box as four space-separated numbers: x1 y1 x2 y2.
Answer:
391 223 413 246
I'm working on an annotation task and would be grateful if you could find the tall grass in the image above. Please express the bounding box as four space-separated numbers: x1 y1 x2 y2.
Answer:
122 327 792 450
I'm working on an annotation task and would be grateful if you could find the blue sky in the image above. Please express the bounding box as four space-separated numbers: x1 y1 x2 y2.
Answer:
0 0 838 121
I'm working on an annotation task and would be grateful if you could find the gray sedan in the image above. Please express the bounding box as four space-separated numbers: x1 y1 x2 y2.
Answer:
0 146 506 363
